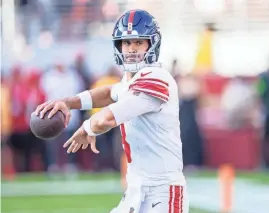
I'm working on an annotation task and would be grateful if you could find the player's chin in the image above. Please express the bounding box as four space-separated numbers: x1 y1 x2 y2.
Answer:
125 59 143 63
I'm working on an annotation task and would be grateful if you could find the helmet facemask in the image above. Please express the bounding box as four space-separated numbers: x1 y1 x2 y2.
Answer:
112 10 162 72
113 34 161 72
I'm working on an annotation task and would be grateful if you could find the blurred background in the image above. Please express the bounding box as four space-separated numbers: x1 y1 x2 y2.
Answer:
1 0 269 213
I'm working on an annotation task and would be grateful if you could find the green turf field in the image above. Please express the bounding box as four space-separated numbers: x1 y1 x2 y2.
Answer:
2 169 268 184
191 169 269 184
1 194 215 213
1 172 121 182
1 171 219 213
3 170 267 213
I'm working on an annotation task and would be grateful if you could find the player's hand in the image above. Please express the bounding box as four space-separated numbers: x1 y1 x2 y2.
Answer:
34 100 71 127
63 126 99 154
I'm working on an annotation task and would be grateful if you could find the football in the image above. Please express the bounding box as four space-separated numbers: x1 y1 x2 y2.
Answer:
30 110 65 140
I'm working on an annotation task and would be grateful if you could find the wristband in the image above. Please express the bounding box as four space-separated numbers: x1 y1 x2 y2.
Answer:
76 91 92 110
83 118 100 136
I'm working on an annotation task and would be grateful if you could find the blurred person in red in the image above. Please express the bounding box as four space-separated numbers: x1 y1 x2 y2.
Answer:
40 62 84 179
8 65 34 172
25 69 46 117
25 69 48 171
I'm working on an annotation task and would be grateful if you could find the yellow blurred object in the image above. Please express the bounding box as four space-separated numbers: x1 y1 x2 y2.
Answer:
218 164 235 213
90 76 121 115
1 84 15 181
194 29 213 75
1 84 12 136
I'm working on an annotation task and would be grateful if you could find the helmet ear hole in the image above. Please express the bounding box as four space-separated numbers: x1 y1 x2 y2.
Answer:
146 39 151 51
114 40 122 53
155 40 161 60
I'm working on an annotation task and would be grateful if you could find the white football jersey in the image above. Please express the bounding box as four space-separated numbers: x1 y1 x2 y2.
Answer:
115 66 185 187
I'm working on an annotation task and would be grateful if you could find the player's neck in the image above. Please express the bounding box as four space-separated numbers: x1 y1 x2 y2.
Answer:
126 72 135 81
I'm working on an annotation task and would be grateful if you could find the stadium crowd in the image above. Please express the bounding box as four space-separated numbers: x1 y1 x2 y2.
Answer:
1 54 269 179
1 0 269 180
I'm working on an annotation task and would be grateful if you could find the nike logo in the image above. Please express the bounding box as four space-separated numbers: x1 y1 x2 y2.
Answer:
152 202 161 208
141 71 152 77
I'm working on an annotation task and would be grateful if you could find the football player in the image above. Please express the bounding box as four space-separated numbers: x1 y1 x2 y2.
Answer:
35 9 189 213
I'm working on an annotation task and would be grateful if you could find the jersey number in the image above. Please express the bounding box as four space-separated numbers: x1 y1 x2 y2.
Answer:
120 124 132 163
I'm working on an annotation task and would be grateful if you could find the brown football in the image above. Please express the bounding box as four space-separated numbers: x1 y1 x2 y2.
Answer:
30 110 65 140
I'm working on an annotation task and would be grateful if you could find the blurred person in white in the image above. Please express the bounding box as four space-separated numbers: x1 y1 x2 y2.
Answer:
35 10 189 213
40 63 83 179
221 76 259 129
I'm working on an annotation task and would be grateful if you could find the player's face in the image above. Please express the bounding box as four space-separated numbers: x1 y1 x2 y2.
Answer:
121 39 149 63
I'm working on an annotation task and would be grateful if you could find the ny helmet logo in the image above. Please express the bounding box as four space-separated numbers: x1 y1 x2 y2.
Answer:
127 23 133 34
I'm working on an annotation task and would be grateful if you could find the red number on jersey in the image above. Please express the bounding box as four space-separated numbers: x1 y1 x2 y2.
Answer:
120 124 132 163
